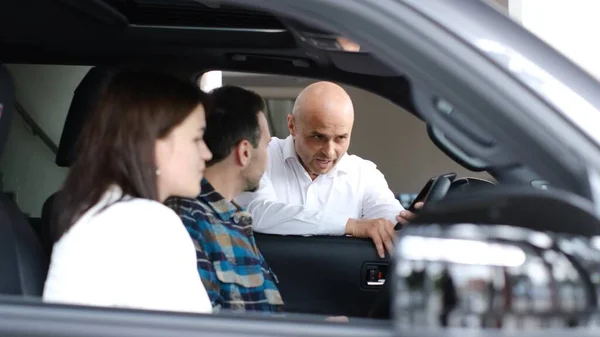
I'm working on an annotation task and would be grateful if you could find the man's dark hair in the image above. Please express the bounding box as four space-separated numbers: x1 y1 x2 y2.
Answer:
205 85 265 166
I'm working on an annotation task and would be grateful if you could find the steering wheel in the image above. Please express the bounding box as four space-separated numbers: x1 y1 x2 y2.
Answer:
393 173 456 230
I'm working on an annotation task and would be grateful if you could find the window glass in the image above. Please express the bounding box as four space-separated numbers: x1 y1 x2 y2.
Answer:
0 64 89 217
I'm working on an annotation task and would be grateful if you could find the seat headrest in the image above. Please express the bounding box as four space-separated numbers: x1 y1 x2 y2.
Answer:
56 66 118 167
0 65 16 161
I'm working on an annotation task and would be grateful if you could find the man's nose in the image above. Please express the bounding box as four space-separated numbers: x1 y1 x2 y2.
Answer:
323 141 336 157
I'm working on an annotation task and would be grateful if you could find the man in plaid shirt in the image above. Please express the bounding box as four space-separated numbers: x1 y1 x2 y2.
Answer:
167 85 283 312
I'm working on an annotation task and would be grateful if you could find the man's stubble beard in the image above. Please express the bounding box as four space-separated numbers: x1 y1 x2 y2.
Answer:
244 176 260 193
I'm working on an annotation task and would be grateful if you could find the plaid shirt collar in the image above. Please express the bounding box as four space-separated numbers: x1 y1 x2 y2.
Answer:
198 178 254 237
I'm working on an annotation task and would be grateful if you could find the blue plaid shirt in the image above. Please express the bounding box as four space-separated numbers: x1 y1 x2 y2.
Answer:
166 179 284 312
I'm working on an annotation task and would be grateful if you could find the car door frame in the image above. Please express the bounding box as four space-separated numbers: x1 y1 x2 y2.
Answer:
0 298 395 337
5 0 600 335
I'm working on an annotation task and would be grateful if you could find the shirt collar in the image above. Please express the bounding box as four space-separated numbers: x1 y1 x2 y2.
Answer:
283 135 297 162
282 135 350 177
198 178 251 224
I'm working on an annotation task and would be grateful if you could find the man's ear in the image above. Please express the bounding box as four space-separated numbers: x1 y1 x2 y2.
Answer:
235 140 252 167
287 114 296 137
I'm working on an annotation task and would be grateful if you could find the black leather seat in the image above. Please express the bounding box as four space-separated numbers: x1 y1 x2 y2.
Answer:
0 64 49 296
40 66 116 253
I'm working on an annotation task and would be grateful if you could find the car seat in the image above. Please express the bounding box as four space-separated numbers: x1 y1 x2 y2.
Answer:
39 66 116 254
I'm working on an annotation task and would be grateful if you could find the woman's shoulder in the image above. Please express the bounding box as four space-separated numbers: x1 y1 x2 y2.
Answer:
106 197 177 217
63 194 182 240
56 190 188 252
98 197 183 232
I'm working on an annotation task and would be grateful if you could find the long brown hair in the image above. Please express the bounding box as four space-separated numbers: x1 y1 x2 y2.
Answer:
52 71 208 241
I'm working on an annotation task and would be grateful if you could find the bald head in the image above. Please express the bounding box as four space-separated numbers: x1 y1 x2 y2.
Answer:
292 81 354 123
288 81 354 179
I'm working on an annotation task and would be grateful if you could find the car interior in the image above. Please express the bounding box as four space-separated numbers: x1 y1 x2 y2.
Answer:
1 0 596 326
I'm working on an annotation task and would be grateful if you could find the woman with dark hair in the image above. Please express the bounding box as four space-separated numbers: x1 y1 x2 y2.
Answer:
43 71 213 314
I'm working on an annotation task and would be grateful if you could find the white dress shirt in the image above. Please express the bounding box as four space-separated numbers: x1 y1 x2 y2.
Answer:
235 136 404 236
43 186 212 314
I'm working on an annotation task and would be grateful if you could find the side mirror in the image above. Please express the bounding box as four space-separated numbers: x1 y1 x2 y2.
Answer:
392 187 600 330
393 223 600 329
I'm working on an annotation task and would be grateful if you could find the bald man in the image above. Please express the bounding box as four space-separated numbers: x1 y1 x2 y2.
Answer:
235 82 419 258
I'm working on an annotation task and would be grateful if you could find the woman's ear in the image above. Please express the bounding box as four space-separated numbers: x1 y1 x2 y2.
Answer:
154 133 176 177
154 137 169 174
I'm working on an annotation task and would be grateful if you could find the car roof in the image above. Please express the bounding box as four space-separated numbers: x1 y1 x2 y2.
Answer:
0 0 416 116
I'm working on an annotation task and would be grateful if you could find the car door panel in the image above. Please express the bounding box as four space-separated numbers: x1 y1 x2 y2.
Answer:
255 233 388 317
